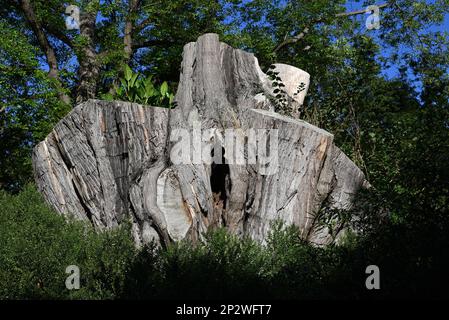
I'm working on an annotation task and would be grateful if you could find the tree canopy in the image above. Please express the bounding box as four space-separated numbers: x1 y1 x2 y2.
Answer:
1 0 448 192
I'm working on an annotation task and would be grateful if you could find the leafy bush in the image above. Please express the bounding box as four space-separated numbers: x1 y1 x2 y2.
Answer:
153 229 269 299
102 65 174 108
1 185 449 300
0 185 136 299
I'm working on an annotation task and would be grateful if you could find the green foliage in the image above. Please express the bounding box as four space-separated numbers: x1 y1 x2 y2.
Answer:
266 65 290 115
153 229 268 299
1 187 449 300
102 65 174 108
0 20 71 191
266 64 307 117
0 185 135 299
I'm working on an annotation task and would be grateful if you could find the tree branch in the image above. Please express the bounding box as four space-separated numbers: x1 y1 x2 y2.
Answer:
134 1 165 33
133 39 176 50
19 0 71 104
274 27 310 53
43 23 74 49
335 3 388 17
274 3 389 53
135 16 152 34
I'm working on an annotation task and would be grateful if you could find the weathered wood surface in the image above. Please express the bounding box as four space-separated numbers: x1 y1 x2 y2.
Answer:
33 33 367 246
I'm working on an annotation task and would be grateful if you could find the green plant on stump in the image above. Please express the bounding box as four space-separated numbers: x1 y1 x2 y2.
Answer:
102 65 175 108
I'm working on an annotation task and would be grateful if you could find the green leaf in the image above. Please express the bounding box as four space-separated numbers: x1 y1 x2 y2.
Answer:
130 73 139 88
160 81 169 97
120 78 128 90
124 65 133 81
116 86 124 96
137 86 146 102
144 78 156 95
101 93 114 101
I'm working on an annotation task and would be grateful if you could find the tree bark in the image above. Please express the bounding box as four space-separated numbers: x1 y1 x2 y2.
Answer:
33 34 367 247
124 0 141 62
75 8 100 104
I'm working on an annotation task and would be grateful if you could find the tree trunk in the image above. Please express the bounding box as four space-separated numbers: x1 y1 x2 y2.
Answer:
20 0 71 105
124 0 140 62
32 34 367 246
105 0 140 96
75 10 100 104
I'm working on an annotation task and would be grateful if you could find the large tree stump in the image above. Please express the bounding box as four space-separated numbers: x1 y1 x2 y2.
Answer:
33 33 367 246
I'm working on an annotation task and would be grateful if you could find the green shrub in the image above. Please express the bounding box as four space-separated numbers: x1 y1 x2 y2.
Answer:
2 186 449 300
153 229 270 299
0 185 136 299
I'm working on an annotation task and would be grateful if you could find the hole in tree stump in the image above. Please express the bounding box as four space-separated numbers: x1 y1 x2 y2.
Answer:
210 146 230 210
